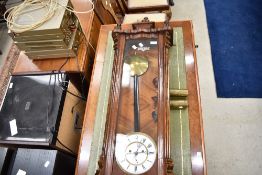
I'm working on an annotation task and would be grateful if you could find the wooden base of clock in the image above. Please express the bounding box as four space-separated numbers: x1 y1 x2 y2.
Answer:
76 21 206 175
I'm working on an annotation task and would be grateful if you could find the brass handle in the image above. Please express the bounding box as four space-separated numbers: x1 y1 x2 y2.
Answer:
170 100 188 109
170 89 188 97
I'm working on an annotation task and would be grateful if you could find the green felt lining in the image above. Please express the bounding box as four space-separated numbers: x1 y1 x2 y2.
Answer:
87 32 114 175
169 28 192 175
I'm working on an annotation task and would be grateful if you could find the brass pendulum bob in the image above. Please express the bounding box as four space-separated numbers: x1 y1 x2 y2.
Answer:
124 55 149 132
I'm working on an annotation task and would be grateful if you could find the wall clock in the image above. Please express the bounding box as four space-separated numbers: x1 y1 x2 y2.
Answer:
96 18 174 175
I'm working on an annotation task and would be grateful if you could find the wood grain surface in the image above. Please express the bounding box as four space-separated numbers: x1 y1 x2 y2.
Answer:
13 12 98 76
76 21 207 175
111 38 159 175
12 0 117 76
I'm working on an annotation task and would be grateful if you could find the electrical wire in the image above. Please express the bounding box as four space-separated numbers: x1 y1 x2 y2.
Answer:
58 57 69 72
65 88 87 101
5 0 59 33
47 73 77 155
71 99 81 113
46 73 77 155
45 72 77 155
54 32 88 102
4 0 91 99
56 137 76 155
55 59 87 101
54 71 87 101
4 0 94 33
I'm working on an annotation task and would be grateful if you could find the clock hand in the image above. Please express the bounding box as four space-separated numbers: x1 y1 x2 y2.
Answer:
134 75 140 132
136 150 147 154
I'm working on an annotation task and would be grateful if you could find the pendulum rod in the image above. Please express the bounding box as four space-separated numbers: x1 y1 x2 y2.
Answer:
134 75 140 132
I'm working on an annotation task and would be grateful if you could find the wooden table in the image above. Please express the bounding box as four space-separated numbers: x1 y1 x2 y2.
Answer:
13 0 116 77
12 0 117 93
76 21 207 175
13 1 88 74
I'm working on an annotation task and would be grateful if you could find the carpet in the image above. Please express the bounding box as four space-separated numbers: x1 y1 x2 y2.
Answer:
0 44 20 105
204 0 262 97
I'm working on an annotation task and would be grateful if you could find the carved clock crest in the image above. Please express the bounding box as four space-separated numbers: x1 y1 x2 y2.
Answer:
96 18 174 175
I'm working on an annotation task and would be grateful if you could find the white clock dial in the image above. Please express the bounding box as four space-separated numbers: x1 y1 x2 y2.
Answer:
115 132 157 174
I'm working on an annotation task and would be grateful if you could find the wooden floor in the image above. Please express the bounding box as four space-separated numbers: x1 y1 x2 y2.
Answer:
0 23 12 68
0 44 19 105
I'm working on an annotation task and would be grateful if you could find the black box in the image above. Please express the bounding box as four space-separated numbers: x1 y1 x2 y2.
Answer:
0 147 14 174
8 148 75 175
0 73 68 148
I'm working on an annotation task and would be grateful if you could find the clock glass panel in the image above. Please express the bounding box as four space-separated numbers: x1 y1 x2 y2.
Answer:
113 38 159 175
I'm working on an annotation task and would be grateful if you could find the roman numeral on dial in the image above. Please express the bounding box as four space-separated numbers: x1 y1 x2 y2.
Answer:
142 164 146 170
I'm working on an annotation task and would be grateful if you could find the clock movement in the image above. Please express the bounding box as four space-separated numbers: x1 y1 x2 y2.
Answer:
96 18 174 175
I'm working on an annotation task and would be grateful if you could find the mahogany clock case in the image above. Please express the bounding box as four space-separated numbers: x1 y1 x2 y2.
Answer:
117 38 159 141
112 37 160 174
96 20 174 175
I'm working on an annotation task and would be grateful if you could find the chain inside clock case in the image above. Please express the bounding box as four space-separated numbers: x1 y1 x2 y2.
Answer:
96 18 174 175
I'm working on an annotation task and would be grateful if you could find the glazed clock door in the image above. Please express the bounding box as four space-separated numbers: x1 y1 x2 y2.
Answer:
112 38 159 175
96 19 173 175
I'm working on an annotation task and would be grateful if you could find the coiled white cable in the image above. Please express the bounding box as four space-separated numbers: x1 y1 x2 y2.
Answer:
4 0 94 33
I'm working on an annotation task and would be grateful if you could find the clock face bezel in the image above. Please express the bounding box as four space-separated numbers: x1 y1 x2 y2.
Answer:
115 132 157 175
